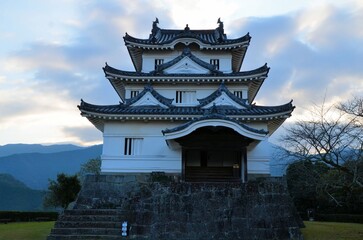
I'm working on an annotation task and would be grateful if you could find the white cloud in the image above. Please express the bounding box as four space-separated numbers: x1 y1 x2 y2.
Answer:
0 0 362 145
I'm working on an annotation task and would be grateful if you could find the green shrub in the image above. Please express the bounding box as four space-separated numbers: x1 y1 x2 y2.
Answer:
0 211 58 223
315 213 363 224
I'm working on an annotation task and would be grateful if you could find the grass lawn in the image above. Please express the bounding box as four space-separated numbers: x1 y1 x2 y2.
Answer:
0 221 362 239
0 221 54 240
302 221 363 240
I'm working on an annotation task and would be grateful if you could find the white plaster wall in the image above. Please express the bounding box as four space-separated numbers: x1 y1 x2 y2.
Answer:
247 140 271 174
125 83 249 105
102 121 272 175
156 85 218 105
101 121 182 173
194 51 231 73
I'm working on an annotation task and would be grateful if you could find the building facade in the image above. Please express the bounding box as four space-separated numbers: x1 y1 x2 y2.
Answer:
78 19 294 182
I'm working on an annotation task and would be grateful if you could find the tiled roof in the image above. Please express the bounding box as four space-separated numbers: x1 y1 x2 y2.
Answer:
103 63 269 79
124 18 251 47
78 100 294 118
104 63 269 104
124 19 251 73
124 31 250 46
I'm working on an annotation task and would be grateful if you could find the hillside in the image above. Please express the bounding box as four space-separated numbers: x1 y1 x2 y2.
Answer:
0 174 45 211
0 145 102 190
0 143 83 157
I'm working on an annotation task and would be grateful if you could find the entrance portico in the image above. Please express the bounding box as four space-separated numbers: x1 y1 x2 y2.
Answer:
163 118 268 182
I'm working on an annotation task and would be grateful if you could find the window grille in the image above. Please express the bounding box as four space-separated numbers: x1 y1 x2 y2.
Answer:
130 90 139 98
234 91 243 98
175 91 196 104
154 59 164 69
124 138 143 155
210 59 220 70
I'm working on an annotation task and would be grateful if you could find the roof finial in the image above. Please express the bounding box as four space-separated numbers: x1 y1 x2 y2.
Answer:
151 18 160 42
184 24 190 32
217 18 224 33
151 17 159 36
216 18 225 42
153 17 159 26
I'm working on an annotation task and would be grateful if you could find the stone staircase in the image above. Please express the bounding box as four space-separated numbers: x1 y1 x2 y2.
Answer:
185 166 240 182
48 175 304 239
47 209 129 240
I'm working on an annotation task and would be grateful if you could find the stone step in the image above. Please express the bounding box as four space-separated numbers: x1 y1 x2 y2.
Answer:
51 228 122 235
55 221 121 229
47 234 122 240
63 209 125 215
59 214 127 222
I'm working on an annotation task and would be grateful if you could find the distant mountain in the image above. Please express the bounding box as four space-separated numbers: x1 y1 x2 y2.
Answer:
0 174 46 211
0 145 102 190
0 143 83 158
270 143 297 177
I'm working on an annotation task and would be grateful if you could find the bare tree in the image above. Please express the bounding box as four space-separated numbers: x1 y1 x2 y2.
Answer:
338 96 363 118
281 99 363 208
281 103 362 174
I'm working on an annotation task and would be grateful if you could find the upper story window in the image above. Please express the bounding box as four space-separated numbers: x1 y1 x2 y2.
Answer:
176 91 196 104
124 138 143 156
155 59 164 70
130 90 139 98
210 59 220 70
234 91 243 98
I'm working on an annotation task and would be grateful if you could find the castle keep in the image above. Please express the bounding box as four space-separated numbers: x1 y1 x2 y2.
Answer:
78 19 294 182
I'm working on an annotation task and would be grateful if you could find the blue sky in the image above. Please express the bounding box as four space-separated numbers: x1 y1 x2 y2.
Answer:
0 0 362 146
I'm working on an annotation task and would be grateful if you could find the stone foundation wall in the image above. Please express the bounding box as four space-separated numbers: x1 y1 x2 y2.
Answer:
74 174 303 239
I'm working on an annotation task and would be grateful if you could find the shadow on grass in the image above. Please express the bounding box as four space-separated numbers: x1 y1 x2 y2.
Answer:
302 221 363 240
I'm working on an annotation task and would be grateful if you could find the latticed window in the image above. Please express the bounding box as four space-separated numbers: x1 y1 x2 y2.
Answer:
124 138 143 155
234 91 243 98
154 59 164 69
210 59 220 70
176 91 196 104
130 90 139 98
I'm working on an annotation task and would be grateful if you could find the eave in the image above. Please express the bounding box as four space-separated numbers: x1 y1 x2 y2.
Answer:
103 63 269 103
80 111 292 136
78 100 294 135
124 33 251 73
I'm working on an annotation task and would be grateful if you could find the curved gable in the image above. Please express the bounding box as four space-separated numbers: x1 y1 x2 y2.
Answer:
163 118 268 141
202 92 246 109
164 56 211 74
130 91 168 108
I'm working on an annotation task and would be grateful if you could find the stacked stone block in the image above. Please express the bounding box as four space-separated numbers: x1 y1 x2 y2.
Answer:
48 174 303 240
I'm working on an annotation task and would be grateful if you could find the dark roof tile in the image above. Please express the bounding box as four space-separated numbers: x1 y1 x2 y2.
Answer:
124 19 250 47
103 63 269 79
78 99 294 116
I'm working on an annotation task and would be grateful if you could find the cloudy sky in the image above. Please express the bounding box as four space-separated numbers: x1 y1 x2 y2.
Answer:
1 0 362 146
